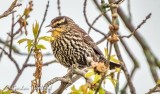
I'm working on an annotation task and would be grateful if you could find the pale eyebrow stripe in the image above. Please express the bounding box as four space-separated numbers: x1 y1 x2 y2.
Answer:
53 18 65 26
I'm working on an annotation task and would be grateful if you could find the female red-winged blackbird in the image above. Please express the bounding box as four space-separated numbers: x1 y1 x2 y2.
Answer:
47 16 120 69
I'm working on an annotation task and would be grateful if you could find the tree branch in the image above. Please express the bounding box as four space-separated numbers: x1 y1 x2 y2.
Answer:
0 0 21 19
57 0 61 16
10 1 50 87
121 13 152 38
24 60 56 67
83 0 107 37
0 46 20 72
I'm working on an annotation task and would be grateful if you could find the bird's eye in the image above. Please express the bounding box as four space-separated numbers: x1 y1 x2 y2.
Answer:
56 23 61 26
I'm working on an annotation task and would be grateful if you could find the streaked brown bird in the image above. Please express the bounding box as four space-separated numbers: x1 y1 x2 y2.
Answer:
47 16 120 68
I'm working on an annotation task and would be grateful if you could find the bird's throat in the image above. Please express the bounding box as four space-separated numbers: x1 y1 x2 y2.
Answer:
51 28 64 38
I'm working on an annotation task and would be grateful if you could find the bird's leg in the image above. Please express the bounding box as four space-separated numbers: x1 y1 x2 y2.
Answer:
70 64 78 74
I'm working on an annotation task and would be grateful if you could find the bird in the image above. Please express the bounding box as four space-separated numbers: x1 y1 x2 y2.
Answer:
46 16 120 69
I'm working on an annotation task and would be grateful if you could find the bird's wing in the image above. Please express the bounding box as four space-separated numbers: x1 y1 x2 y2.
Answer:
78 28 103 55
77 27 121 69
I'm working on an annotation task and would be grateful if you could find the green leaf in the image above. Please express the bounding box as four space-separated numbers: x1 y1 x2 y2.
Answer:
85 70 94 78
88 89 94 94
98 87 105 94
3 90 12 94
107 77 117 88
71 85 77 91
27 39 33 45
18 38 31 44
93 74 101 84
32 21 39 38
70 85 82 94
27 43 33 52
36 44 46 49
39 36 54 42
110 55 119 63
79 84 88 93
0 90 2 94
157 79 160 85
115 68 121 73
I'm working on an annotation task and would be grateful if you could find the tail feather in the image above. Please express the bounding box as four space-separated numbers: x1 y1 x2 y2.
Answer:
99 55 121 69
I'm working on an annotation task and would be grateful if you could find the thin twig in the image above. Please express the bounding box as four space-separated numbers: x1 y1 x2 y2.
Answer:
121 13 152 38
83 0 107 37
57 0 61 16
9 13 15 56
36 1 49 41
118 8 160 82
88 8 111 34
88 13 103 34
127 0 132 22
93 1 137 93
146 84 160 94
0 46 20 72
0 37 52 56
0 0 21 19
0 37 9 61
114 43 136 94
120 37 139 93
25 60 56 67
93 0 112 23
96 32 111 45
95 43 113 94
10 1 50 87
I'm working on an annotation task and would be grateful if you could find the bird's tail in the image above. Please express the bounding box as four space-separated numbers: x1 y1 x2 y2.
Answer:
99 55 121 69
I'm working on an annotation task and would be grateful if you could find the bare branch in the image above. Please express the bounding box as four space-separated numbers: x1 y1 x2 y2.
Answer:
120 37 139 93
0 0 21 19
57 0 61 16
0 37 52 56
10 1 50 87
121 13 152 38
93 0 112 23
0 46 20 72
146 84 160 94
25 60 56 67
96 32 111 45
114 43 136 94
127 0 132 22
9 13 15 56
118 7 160 82
43 77 71 94
88 13 103 34
52 68 89 94
95 42 113 94
36 1 49 39
83 0 107 37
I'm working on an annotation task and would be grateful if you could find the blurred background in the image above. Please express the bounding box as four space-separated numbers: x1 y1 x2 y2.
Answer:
0 0 160 94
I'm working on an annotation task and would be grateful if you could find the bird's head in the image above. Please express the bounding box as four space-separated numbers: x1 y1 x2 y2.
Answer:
46 16 74 37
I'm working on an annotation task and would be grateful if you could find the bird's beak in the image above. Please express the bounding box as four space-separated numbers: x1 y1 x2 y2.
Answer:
46 24 51 27
47 28 55 33
46 24 54 33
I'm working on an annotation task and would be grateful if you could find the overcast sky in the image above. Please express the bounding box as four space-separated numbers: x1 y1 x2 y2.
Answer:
0 0 160 94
